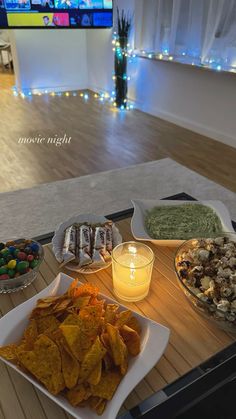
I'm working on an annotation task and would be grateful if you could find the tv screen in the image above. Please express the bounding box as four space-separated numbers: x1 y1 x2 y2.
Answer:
0 0 113 28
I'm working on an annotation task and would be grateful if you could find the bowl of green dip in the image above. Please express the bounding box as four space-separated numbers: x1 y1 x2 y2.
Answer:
131 199 234 246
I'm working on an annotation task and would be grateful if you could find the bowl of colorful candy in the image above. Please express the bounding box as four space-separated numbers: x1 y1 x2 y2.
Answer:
0 239 44 294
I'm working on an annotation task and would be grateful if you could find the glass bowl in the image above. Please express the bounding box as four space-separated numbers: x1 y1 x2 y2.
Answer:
174 233 236 333
0 240 44 294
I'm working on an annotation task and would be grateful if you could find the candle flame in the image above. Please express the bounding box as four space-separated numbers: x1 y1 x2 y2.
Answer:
128 245 137 254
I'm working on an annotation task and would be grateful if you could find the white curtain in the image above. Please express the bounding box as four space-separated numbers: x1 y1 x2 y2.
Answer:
134 0 236 68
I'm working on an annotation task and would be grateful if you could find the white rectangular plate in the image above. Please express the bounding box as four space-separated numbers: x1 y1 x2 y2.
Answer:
131 199 234 246
0 273 170 419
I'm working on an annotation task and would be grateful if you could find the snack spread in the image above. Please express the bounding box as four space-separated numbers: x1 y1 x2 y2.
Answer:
0 281 142 416
62 222 113 268
0 240 41 280
145 204 223 240
176 237 236 325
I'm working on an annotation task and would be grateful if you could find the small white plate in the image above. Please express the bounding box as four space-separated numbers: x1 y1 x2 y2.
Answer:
52 214 122 274
131 199 234 247
0 273 170 419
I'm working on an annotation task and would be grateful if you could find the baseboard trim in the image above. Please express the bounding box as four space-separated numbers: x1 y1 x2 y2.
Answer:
17 84 87 93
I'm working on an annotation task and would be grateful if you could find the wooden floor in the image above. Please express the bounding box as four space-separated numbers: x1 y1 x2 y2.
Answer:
1 72 236 194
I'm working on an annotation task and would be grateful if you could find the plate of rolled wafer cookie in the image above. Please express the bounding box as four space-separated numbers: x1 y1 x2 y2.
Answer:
52 214 122 274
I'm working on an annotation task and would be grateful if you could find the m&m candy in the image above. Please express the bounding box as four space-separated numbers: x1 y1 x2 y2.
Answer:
8 259 17 270
0 274 10 280
0 248 10 257
30 243 39 253
8 269 15 278
8 246 16 254
0 266 8 275
30 259 39 269
18 252 27 261
17 261 29 274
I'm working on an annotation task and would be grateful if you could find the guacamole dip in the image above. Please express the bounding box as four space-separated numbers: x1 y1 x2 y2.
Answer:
145 204 223 240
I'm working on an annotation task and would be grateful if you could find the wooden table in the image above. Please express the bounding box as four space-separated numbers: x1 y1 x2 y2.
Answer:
0 217 235 419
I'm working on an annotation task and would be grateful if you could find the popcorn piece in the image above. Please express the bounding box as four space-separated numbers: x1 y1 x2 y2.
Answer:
229 257 236 268
217 299 230 312
198 249 210 262
214 237 225 246
200 276 211 290
220 286 233 298
226 312 236 322
230 300 236 313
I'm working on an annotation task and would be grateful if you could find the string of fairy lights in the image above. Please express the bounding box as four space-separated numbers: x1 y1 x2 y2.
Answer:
11 31 134 111
11 32 236 105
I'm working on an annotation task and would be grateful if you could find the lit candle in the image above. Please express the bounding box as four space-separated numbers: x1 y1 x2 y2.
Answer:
112 242 154 302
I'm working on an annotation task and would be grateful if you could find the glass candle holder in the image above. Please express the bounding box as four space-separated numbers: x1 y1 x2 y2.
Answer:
112 241 154 302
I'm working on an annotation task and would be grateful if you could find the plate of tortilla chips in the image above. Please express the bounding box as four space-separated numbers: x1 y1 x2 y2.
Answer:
0 273 170 419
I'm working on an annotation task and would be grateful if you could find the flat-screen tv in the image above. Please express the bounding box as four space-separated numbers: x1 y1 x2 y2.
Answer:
0 0 113 28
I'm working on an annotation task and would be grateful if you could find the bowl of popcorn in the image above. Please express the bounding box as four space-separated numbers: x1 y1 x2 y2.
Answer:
175 233 236 332
0 239 44 294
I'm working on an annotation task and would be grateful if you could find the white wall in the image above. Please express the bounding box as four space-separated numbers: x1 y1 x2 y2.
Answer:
11 30 88 92
128 58 236 147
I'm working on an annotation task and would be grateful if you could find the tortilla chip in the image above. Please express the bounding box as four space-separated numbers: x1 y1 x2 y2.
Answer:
88 396 103 409
120 325 141 356
95 399 107 415
31 296 72 318
17 335 65 395
61 313 81 327
23 319 38 348
50 328 80 389
60 325 83 360
0 344 18 362
89 296 104 306
106 323 128 375
58 339 80 389
36 315 60 334
87 359 102 385
115 310 132 328
90 370 122 400
67 383 90 406
60 322 97 361
73 296 91 309
30 307 53 319
80 336 106 381
35 295 63 308
79 304 103 322
126 316 142 335
68 281 99 299
53 298 72 314
104 304 119 324
79 305 103 338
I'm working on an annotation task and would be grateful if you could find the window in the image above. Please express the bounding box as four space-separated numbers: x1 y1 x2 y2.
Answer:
134 0 236 72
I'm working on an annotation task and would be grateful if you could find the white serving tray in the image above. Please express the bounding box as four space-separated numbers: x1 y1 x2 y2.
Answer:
131 199 234 246
0 273 170 419
52 214 122 274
